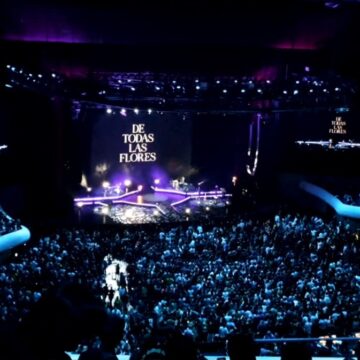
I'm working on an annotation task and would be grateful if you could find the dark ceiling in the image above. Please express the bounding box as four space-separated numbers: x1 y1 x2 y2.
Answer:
1 0 360 77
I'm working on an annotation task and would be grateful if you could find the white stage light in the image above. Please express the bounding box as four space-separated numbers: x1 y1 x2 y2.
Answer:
134 108 139 115
101 207 109 215
154 179 160 185
106 108 112 114
124 179 132 187
147 108 153 114
102 181 110 189
185 208 191 214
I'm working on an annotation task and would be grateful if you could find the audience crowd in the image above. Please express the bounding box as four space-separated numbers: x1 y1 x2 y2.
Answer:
0 213 359 358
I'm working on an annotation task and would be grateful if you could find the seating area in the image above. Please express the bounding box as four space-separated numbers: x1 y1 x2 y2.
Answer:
0 213 359 358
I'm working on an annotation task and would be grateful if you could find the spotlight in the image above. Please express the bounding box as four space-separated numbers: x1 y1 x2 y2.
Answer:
102 181 110 189
130 87 136 91
153 210 160 216
241 89 246 93
101 207 109 215
295 80 300 84
51 73 56 78
293 90 299 95
335 87 340 92
283 90 287 94
137 185 143 191
124 179 132 187
155 86 161 91
257 89 262 93
106 108 112 114
154 179 160 185
147 108 153 114
38 74 43 78
205 207 210 211
134 108 139 115
222 89 228 94
120 108 127 116
196 85 200 90
77 202 84 208
309 89 314 93
86 187 92 192
185 208 191 214
216 80 220 84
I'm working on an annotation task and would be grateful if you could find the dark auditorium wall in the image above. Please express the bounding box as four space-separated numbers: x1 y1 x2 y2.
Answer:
0 87 72 224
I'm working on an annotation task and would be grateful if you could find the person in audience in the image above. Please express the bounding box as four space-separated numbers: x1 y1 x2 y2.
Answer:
3 283 108 360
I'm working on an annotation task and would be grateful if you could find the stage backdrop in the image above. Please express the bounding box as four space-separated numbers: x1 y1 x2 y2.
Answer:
79 108 192 188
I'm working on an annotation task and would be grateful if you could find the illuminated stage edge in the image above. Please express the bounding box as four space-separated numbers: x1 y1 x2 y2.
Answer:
74 187 232 209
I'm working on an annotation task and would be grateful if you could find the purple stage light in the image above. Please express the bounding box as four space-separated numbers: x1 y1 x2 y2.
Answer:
171 197 191 206
74 189 140 203
152 187 187 196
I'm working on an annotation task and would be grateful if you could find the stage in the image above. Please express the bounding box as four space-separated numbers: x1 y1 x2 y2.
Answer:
74 185 232 224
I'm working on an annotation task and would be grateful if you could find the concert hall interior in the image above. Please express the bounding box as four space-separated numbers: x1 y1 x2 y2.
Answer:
1 1 360 359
